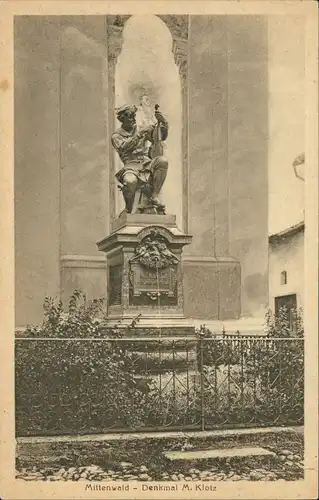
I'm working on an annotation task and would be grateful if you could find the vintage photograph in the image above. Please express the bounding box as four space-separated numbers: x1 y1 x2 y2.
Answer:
2 4 315 498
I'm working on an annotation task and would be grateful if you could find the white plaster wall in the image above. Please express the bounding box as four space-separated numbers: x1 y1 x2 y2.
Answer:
269 231 304 312
268 16 305 235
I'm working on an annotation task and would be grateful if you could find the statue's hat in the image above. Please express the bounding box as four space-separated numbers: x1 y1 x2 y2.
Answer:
116 104 137 119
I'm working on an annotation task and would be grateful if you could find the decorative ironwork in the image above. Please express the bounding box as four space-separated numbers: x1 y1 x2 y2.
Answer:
130 229 179 269
15 335 304 436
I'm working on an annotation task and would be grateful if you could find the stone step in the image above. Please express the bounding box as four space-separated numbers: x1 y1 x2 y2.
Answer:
104 326 196 336
134 370 199 391
131 350 197 361
128 350 198 373
164 447 276 462
119 339 198 352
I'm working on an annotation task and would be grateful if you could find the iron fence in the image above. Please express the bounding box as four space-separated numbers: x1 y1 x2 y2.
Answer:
15 335 304 436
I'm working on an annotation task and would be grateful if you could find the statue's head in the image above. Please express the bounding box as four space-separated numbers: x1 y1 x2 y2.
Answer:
116 105 137 128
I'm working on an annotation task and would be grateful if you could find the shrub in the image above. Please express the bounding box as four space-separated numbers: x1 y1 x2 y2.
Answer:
15 295 304 435
21 289 141 339
246 307 304 420
195 308 304 425
15 291 149 434
265 306 304 338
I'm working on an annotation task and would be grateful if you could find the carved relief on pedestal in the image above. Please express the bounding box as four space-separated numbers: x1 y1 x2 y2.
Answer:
97 215 192 316
130 228 180 269
128 228 179 305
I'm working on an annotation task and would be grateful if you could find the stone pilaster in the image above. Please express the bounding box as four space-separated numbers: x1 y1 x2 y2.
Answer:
172 36 189 232
107 20 126 223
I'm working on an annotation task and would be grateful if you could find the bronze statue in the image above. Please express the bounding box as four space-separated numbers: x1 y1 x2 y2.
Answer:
111 103 169 215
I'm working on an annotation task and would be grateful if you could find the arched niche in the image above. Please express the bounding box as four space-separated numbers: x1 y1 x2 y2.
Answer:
107 14 189 232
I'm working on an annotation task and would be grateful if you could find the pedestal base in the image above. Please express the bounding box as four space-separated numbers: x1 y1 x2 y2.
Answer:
97 214 192 333
110 212 178 233
104 315 195 338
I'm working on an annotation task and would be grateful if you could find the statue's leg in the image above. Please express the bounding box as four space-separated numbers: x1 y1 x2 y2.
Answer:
149 156 168 201
122 172 138 213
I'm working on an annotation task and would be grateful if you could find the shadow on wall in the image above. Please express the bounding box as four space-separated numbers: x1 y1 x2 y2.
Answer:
60 23 109 255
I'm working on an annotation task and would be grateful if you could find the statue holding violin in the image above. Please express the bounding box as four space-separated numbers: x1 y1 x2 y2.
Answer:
111 102 169 215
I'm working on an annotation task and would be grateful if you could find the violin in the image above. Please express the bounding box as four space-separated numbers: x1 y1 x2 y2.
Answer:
150 104 165 159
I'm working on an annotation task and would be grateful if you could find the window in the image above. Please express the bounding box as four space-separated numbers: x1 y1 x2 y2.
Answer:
275 294 297 331
280 271 287 285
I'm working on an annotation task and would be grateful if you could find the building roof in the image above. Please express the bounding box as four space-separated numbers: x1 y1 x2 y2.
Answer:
269 221 305 245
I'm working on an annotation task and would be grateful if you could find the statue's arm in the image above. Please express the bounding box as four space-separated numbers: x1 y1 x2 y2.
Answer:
111 132 142 153
148 111 168 142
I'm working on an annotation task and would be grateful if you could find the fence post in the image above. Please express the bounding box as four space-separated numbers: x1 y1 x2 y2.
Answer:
199 336 205 431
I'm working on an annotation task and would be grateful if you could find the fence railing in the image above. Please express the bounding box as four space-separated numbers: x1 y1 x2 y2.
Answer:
15 335 304 436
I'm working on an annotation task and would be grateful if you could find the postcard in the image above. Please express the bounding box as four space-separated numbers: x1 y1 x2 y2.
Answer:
0 1 318 499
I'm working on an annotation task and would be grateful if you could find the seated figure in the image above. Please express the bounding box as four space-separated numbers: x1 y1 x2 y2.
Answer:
111 104 169 214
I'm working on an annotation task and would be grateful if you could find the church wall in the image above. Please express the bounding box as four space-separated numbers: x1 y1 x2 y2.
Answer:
186 15 268 318
188 16 229 257
182 258 241 320
15 14 269 326
14 17 61 327
14 16 109 327
227 15 269 317
60 16 109 256
59 16 109 305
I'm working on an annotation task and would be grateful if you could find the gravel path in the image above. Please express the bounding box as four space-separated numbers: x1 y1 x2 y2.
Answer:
16 447 303 482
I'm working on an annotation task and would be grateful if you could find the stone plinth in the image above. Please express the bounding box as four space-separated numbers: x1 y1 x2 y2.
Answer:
97 214 193 332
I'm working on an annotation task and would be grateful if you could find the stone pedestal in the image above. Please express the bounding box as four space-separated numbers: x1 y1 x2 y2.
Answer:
97 213 194 334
